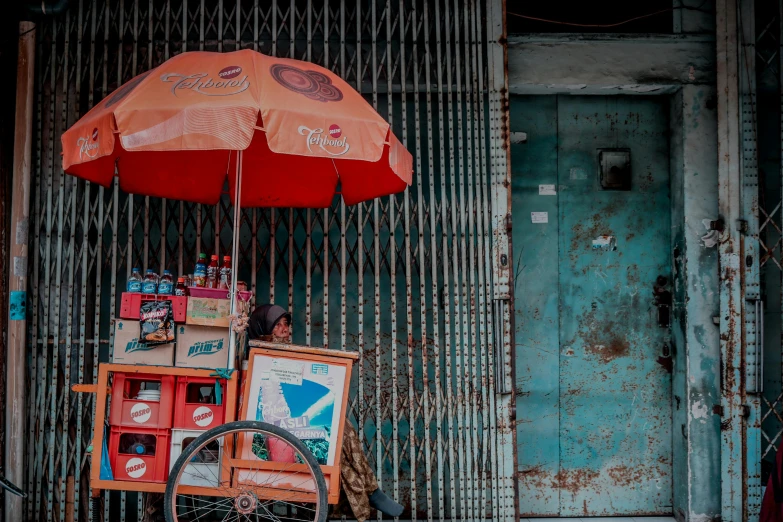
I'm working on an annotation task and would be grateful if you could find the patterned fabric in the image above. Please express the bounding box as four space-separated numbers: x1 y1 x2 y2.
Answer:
340 422 378 522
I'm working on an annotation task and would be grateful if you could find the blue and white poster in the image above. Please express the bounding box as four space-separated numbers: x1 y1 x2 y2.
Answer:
244 353 346 466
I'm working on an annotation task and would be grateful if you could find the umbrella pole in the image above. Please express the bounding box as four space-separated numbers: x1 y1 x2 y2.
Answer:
228 149 242 370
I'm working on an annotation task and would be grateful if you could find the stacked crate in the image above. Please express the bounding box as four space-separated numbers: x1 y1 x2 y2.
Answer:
105 289 237 485
169 376 228 486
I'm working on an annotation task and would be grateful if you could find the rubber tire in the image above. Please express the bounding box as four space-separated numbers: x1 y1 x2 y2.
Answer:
164 420 328 522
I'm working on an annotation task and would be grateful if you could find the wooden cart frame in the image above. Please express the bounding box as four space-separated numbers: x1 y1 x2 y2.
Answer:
86 342 357 505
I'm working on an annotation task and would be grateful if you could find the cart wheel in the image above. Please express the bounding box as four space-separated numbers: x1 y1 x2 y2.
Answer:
164 420 327 522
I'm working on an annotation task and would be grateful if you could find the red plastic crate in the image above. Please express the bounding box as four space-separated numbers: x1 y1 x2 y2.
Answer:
120 292 187 322
109 373 175 429
108 426 171 483
173 376 227 430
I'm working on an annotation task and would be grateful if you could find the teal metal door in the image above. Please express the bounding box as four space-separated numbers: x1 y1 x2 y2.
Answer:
512 95 673 517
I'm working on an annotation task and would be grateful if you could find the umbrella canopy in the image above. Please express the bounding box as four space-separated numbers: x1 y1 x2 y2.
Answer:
62 49 412 207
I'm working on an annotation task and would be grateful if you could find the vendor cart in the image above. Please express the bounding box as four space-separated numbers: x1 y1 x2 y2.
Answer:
81 341 357 522
61 47 411 522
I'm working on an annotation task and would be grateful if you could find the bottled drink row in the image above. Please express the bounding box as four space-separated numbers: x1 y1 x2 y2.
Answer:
126 254 232 295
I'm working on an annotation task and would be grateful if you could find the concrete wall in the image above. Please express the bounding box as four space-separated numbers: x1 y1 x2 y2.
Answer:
670 86 721 522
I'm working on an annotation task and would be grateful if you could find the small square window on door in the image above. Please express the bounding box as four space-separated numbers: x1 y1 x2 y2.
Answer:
598 148 631 190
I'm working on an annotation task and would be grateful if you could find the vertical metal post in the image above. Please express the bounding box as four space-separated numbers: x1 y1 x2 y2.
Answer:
738 0 762 515
717 0 745 519
5 20 35 522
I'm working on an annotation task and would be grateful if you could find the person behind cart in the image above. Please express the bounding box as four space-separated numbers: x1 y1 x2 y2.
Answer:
248 303 405 522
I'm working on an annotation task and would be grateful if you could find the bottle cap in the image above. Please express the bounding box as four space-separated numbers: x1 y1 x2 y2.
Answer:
163 270 171 275
177 277 185 282
223 256 231 261
146 269 153 273
199 253 207 259
132 267 141 272
211 254 219 260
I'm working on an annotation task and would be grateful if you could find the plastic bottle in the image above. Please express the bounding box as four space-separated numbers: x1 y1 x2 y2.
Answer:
174 277 189 296
141 269 159 294
158 270 174 295
218 256 232 290
206 255 219 289
127 268 142 293
122 434 156 456
193 253 207 287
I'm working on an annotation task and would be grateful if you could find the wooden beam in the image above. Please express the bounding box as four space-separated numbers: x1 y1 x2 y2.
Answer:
4 21 35 522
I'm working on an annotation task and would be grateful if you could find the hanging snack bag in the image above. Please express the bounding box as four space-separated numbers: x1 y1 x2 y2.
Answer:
139 301 175 345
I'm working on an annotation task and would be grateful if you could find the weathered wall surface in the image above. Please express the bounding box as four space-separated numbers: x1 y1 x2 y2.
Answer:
670 85 721 522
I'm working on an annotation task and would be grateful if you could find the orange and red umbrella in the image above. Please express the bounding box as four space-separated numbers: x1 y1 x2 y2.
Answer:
62 49 412 208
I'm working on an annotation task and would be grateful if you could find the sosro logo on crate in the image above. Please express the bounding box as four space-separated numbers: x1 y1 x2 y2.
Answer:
193 406 215 427
187 338 224 358
125 457 147 479
130 402 152 424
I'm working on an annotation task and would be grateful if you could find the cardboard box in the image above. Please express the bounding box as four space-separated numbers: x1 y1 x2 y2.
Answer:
186 297 231 327
112 319 175 366
175 324 231 369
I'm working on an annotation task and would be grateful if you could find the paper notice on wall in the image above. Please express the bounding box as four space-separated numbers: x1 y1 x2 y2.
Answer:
531 212 548 224
269 359 305 385
539 184 556 195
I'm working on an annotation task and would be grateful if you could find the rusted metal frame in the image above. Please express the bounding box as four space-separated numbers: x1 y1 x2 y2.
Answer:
287 209 294 342
386 0 402 512
419 0 437 518
306 215 312 345
408 0 423 517
779 0 783 462
485 0 514 517
305 4 312 345
78 3 101 517
47 12 71 521
36 19 57 521
368 0 383 504
431 0 448 517
468 0 490 515
120 7 131 520
441 0 458 516
472 0 496 515
235 0 240 51
58 6 84 520
27 19 46 520
289 0 295 58
340 0 347 354
450 1 471 517
737 0 763 517
98 4 112 519
322 7 330 351
460 1 481 518
717 0 744 517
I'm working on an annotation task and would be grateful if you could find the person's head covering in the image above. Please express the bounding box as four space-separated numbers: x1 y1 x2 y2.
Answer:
248 304 291 340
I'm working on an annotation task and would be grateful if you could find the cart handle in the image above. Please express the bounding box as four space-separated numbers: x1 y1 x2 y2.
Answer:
72 383 111 395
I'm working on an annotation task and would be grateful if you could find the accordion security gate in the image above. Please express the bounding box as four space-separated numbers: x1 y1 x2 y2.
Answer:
24 1 514 521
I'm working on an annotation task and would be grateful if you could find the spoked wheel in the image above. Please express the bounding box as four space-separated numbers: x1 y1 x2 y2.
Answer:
164 421 327 522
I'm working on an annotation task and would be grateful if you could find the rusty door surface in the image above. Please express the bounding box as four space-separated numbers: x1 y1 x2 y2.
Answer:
513 95 673 516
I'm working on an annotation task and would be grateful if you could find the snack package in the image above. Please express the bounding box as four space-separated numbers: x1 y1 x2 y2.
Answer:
139 301 175 345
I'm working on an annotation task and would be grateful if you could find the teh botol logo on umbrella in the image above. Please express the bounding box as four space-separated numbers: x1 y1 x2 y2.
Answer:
298 124 350 156
160 65 249 96
77 127 99 160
